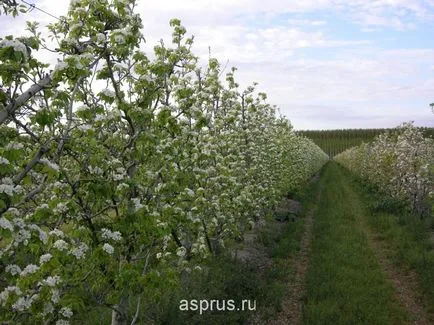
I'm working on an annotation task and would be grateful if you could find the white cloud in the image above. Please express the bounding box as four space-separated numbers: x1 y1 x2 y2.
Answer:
287 19 328 26
361 27 382 32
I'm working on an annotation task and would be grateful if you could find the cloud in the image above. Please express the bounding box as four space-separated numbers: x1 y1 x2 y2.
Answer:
180 25 370 65
361 27 382 32
355 13 417 30
287 19 328 26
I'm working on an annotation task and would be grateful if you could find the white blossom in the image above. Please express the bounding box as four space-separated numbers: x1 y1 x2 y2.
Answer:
0 286 22 306
139 74 153 82
42 275 61 287
7 207 20 216
54 61 68 72
0 183 14 196
43 302 54 315
96 33 106 43
12 295 38 311
50 229 65 238
116 183 129 191
101 228 122 241
114 34 125 44
156 220 167 228
78 124 93 131
51 289 60 303
60 307 73 318
40 158 60 172
0 217 13 231
102 243 114 255
20 264 39 276
131 198 144 212
55 202 69 213
28 224 48 244
5 142 24 150
101 88 116 98
12 217 25 228
185 188 195 197
5 264 21 275
39 253 53 264
95 114 105 122
70 242 88 259
53 239 69 251
56 320 70 325
89 166 103 175
38 204 49 210
0 39 27 57
15 229 31 246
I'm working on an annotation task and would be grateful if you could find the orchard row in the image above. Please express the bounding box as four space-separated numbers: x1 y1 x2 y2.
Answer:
335 123 433 216
0 1 328 323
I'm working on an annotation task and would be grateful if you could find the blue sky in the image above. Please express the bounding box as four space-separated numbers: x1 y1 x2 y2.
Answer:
0 0 433 129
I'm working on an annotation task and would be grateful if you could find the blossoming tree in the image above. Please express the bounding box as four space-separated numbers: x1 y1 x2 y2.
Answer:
0 1 328 323
335 123 434 216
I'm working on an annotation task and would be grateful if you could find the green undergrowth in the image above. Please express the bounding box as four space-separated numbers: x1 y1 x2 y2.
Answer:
303 162 408 325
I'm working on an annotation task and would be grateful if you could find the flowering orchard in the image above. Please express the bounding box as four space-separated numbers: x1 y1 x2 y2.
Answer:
0 0 328 323
335 123 434 216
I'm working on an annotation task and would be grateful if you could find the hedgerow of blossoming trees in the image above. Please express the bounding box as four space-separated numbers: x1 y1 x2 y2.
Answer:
0 0 328 323
334 123 434 216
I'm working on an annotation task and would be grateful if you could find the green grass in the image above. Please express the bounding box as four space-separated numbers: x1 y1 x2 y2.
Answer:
303 162 408 325
256 171 324 320
341 166 434 318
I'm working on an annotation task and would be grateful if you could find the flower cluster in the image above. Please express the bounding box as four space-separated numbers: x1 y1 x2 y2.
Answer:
0 39 28 57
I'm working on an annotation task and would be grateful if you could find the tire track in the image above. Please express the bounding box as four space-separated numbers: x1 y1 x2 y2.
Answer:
344 181 433 325
267 182 322 325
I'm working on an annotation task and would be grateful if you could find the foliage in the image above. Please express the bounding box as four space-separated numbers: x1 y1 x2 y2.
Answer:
0 1 328 323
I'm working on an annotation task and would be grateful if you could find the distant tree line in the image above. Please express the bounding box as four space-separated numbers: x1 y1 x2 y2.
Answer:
297 127 434 157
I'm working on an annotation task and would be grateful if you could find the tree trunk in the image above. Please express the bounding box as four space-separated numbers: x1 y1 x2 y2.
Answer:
111 296 128 325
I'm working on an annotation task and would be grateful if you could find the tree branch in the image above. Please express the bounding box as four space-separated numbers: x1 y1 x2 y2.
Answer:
0 75 52 125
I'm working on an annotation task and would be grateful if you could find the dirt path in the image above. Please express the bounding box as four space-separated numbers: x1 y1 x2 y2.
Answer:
268 183 322 325
256 163 432 324
340 175 433 325
358 213 432 324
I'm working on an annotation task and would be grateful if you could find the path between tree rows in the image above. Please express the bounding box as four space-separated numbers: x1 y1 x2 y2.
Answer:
270 162 432 325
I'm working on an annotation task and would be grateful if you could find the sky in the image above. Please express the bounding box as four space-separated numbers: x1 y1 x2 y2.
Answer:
1 0 434 130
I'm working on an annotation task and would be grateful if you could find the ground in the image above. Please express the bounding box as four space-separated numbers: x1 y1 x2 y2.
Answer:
258 162 433 325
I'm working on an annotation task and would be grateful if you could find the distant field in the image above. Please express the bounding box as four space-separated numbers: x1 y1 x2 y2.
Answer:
297 127 434 157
